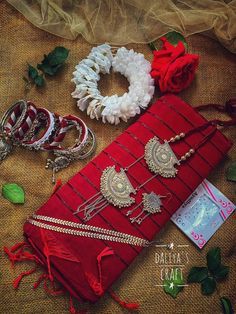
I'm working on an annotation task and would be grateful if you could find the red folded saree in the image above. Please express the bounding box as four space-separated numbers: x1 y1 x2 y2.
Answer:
23 94 233 303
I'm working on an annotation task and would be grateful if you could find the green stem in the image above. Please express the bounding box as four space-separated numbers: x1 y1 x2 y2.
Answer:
148 42 157 51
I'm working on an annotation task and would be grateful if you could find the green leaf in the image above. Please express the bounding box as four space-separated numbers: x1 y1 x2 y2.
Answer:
34 74 45 87
163 270 184 298
201 277 216 295
214 265 229 280
207 247 221 272
226 162 236 182
37 63 56 76
26 64 45 87
220 297 234 314
37 46 69 76
2 183 25 204
28 64 38 80
165 31 187 49
46 46 69 66
187 267 208 283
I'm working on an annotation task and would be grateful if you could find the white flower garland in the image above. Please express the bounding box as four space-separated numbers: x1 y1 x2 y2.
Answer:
71 44 154 125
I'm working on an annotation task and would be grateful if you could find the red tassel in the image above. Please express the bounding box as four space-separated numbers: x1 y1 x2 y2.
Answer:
33 273 64 296
52 178 63 195
69 296 87 314
13 268 37 289
109 290 140 311
43 276 64 296
3 242 28 267
5 241 63 298
40 229 80 282
3 246 16 267
69 295 78 314
97 247 114 287
85 247 114 296
3 243 42 267
33 273 48 289
97 247 114 261
4 242 45 290
85 272 104 296
10 242 28 252
43 242 53 282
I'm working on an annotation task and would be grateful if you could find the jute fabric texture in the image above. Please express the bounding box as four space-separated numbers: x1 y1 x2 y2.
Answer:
0 2 235 313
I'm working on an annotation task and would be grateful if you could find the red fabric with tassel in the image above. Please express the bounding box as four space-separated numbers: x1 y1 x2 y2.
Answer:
22 94 233 303
13 268 37 289
52 178 63 195
109 290 139 310
85 247 114 296
3 242 42 289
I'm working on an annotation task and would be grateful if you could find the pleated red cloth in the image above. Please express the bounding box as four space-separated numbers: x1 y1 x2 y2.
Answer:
23 94 232 303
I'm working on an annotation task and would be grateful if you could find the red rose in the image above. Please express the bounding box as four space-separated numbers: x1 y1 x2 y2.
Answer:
151 37 199 93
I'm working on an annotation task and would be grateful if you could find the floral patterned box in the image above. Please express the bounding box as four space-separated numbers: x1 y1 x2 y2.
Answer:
171 179 235 249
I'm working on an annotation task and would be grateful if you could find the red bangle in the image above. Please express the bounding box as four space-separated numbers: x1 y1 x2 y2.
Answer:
3 100 37 141
4 100 27 133
42 115 68 150
13 101 37 140
43 114 88 151
22 107 56 149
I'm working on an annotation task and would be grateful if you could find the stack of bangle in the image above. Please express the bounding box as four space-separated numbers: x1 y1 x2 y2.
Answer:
0 100 96 182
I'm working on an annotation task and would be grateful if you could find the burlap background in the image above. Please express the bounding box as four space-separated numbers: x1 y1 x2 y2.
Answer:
0 2 235 313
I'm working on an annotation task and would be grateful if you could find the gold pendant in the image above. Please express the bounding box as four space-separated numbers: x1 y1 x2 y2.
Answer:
142 192 162 214
145 137 180 178
128 192 163 225
100 166 136 208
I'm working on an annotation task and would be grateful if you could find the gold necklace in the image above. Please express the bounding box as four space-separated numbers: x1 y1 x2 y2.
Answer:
28 215 150 247
74 121 216 222
74 132 194 221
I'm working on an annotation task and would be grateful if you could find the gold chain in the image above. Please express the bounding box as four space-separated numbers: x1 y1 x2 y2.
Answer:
28 215 149 247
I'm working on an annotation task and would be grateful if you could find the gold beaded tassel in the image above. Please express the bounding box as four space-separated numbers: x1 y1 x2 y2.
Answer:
178 148 195 162
168 132 185 143
167 132 195 162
